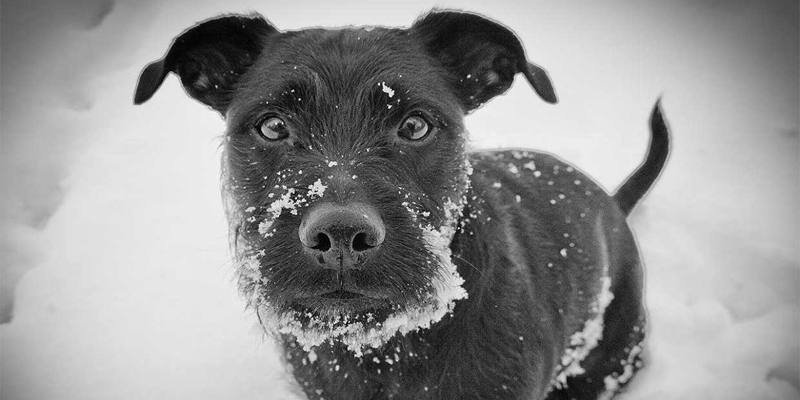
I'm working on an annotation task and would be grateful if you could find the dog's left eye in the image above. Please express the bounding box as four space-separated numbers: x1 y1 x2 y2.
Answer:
397 115 431 141
255 116 289 141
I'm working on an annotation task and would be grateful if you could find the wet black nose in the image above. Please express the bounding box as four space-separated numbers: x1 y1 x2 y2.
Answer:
298 202 385 270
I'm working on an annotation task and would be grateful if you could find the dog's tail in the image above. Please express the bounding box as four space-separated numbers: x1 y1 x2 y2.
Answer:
613 99 670 216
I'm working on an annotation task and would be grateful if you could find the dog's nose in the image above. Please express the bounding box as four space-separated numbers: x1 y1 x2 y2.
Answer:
299 202 385 270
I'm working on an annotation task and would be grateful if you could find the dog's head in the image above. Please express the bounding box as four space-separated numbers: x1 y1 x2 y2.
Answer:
135 10 556 354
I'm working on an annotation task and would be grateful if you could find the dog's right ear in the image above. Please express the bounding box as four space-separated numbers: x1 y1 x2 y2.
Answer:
133 14 277 113
411 10 557 111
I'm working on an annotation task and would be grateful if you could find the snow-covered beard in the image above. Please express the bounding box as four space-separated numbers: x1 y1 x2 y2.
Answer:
223 152 473 356
256 216 468 356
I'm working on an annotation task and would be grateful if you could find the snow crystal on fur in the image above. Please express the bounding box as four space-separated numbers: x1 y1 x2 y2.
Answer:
553 213 616 388
601 343 643 397
306 179 327 198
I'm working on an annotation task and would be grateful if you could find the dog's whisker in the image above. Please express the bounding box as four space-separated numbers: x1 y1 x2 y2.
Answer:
451 253 484 279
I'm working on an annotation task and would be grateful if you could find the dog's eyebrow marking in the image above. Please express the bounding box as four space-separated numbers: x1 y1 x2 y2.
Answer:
291 64 325 100
369 80 441 115
233 63 327 121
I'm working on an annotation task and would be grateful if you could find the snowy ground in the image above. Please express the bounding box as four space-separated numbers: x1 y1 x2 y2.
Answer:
1 1 797 399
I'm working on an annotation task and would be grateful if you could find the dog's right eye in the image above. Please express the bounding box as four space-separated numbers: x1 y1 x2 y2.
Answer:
255 116 289 141
397 115 432 142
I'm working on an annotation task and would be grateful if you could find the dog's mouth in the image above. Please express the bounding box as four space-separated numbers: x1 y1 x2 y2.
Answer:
320 289 365 299
290 286 398 316
286 293 399 329
250 219 470 353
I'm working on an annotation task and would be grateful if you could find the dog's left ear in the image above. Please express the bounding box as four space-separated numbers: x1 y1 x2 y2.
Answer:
133 14 277 113
411 11 557 111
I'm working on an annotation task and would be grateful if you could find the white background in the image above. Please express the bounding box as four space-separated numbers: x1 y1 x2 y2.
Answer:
1 0 798 399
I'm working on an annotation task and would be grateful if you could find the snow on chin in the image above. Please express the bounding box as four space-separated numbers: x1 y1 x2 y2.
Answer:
229 156 472 356
255 218 468 357
254 165 472 356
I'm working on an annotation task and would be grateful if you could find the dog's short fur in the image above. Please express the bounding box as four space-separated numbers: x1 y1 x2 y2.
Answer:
135 10 669 400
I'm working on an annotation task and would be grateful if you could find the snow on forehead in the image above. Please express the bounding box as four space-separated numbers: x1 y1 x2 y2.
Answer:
380 81 395 97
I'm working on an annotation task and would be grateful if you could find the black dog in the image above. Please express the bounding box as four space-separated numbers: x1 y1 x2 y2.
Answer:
134 10 668 400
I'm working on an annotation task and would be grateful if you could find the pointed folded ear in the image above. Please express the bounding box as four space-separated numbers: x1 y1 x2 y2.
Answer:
133 14 277 113
411 10 557 111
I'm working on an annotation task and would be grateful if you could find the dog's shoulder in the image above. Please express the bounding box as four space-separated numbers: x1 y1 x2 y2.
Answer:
467 149 615 212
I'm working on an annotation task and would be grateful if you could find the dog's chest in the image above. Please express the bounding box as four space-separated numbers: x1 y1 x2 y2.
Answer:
283 334 439 400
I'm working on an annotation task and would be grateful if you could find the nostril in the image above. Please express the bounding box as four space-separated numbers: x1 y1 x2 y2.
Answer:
312 232 331 252
351 232 373 252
